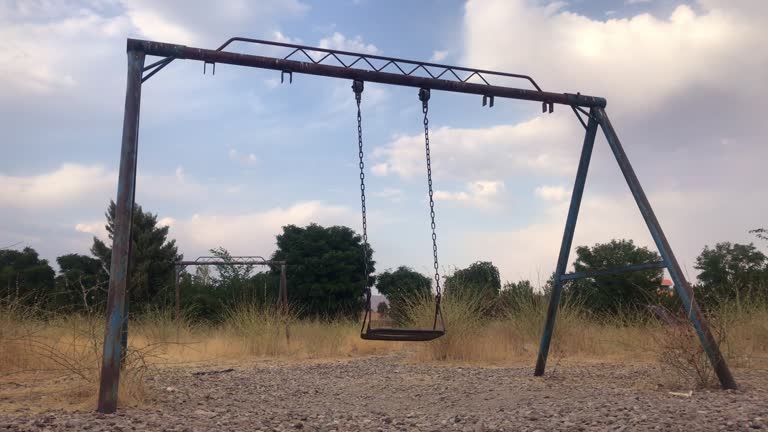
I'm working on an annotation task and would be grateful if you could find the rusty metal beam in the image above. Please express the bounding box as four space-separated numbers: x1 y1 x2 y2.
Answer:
175 260 285 266
97 49 145 414
126 38 606 109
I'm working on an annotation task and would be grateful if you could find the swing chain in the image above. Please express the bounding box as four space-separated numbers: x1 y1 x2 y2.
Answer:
419 88 442 300
353 80 371 309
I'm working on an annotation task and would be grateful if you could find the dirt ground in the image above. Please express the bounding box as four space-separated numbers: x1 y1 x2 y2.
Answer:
1 353 766 431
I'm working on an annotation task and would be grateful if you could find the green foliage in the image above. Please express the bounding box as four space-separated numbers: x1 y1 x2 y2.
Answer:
91 200 181 309
444 261 501 301
499 280 537 312
53 253 108 313
567 239 662 314
178 247 281 321
694 242 768 305
376 266 431 324
750 228 767 242
271 223 374 319
0 247 55 305
376 301 390 317
209 247 255 286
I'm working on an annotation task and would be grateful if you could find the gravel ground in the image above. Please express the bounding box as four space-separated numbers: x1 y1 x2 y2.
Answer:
1 354 766 431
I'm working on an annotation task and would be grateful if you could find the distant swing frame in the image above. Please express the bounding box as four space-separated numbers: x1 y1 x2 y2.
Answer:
172 255 289 322
97 36 737 413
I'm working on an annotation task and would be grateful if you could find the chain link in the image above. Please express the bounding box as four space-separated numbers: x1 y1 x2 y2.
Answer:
420 89 442 298
353 82 370 308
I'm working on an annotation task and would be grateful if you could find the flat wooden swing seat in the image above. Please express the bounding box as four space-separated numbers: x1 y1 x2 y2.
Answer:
361 327 445 342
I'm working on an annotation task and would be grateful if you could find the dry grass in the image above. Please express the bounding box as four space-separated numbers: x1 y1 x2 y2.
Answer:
405 291 768 374
405 292 658 365
0 301 399 412
2 292 766 412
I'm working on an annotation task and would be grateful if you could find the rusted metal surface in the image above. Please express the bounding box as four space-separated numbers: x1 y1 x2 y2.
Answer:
594 107 737 390
97 48 145 414
535 109 599 377
559 260 667 281
215 37 543 91
126 38 606 109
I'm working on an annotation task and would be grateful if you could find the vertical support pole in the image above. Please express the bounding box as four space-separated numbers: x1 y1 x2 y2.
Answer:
279 263 290 342
279 263 288 314
535 109 599 376
97 48 145 414
174 265 182 340
594 107 737 390
174 266 181 322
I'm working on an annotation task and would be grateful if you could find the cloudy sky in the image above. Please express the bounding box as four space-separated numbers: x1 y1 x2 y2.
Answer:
1 0 766 287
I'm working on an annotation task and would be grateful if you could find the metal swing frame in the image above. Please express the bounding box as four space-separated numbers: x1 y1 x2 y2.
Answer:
97 36 736 413
173 256 288 321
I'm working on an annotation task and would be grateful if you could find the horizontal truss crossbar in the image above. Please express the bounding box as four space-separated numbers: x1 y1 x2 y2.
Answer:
560 261 667 281
127 38 606 108
175 255 285 267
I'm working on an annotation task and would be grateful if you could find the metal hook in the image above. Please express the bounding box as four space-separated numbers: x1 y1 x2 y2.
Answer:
419 88 430 102
203 61 215 75
542 101 554 113
281 70 293 84
482 95 494 108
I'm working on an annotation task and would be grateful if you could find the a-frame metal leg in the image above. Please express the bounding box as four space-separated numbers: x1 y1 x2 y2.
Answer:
97 48 145 413
594 107 737 389
534 108 599 376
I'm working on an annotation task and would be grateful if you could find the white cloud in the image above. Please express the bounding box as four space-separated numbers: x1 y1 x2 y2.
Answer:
0 8 130 94
75 222 108 241
534 185 570 201
435 180 505 208
625 0 652 4
372 111 579 180
0 163 241 210
125 8 197 45
158 217 176 228
272 30 303 44
430 50 448 62
0 164 115 209
463 0 767 112
173 201 351 255
318 32 380 54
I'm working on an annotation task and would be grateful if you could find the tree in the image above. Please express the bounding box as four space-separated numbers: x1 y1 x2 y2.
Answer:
694 242 768 303
0 247 55 305
54 253 108 312
444 261 501 300
567 239 662 314
209 246 255 286
500 280 536 312
376 301 390 317
271 223 374 319
91 201 181 310
376 266 431 324
750 228 767 242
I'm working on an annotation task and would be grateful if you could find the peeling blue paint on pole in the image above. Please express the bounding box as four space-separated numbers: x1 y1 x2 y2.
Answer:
535 108 598 377
97 47 145 414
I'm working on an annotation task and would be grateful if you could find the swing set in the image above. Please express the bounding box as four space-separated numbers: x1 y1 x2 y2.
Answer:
97 36 737 413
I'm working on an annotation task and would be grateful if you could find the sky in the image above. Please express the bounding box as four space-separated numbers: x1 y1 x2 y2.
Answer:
1 0 766 288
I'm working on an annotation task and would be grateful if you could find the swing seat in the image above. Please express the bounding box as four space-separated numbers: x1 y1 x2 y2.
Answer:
361 328 445 342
